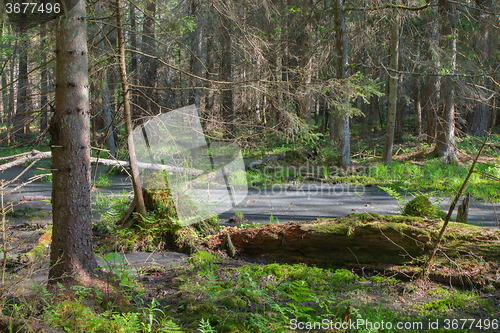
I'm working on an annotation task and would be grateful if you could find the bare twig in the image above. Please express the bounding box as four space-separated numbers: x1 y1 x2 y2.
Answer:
421 132 491 279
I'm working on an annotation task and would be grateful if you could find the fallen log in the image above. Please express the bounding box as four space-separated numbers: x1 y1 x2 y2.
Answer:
203 213 500 267
0 151 51 172
0 150 204 176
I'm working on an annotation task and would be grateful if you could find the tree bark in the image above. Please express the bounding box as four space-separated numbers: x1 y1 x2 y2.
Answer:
382 16 400 166
136 0 158 122
220 16 234 136
299 9 313 125
1 22 9 132
116 0 148 220
48 0 99 283
7 38 16 146
414 76 422 136
435 0 457 162
39 23 50 136
333 0 351 167
466 0 492 137
424 8 440 144
13 27 28 136
97 3 116 157
192 1 203 161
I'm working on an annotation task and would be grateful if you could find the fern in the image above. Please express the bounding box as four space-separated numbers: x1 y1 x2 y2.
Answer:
285 280 315 321
198 318 216 333
160 319 184 332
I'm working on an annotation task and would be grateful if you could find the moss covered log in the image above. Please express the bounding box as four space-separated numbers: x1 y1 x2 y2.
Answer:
204 213 500 266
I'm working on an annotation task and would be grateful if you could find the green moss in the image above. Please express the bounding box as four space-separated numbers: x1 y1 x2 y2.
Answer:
404 195 444 219
221 296 246 309
20 227 52 263
302 213 434 240
420 288 493 314
46 300 123 332
190 250 216 267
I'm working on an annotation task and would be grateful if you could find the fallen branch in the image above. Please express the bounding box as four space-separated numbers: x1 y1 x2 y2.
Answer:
0 150 204 176
0 151 51 172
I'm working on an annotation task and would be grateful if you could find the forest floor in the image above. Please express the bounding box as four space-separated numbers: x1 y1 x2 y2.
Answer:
2 135 500 332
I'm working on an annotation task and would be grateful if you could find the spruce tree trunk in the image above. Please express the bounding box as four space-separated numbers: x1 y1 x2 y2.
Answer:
333 0 351 167
466 0 492 137
382 16 400 166
1 22 9 129
13 28 28 136
7 39 16 146
299 17 313 125
192 1 203 160
424 8 440 144
435 0 457 162
137 0 158 121
97 3 116 157
39 23 50 136
220 16 234 136
414 77 422 136
48 0 99 283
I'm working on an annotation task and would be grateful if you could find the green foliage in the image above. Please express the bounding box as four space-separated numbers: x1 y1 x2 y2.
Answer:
403 195 445 219
420 288 493 314
189 250 216 271
285 280 315 321
45 300 123 332
351 305 401 333
98 252 135 288
371 161 500 202
93 173 111 187
269 214 280 224
198 318 216 333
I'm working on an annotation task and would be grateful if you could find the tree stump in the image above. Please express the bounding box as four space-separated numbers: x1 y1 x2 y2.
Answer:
456 193 470 223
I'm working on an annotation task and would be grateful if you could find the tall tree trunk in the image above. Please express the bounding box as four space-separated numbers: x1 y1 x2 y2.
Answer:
116 0 148 220
1 22 9 131
129 3 138 78
13 27 28 136
205 39 215 117
48 0 99 283
221 16 234 136
192 1 203 160
7 39 16 146
466 0 492 137
424 8 440 144
299 12 313 125
137 0 157 122
435 0 457 162
414 76 422 136
383 15 400 166
98 3 116 157
333 0 351 167
39 23 50 136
